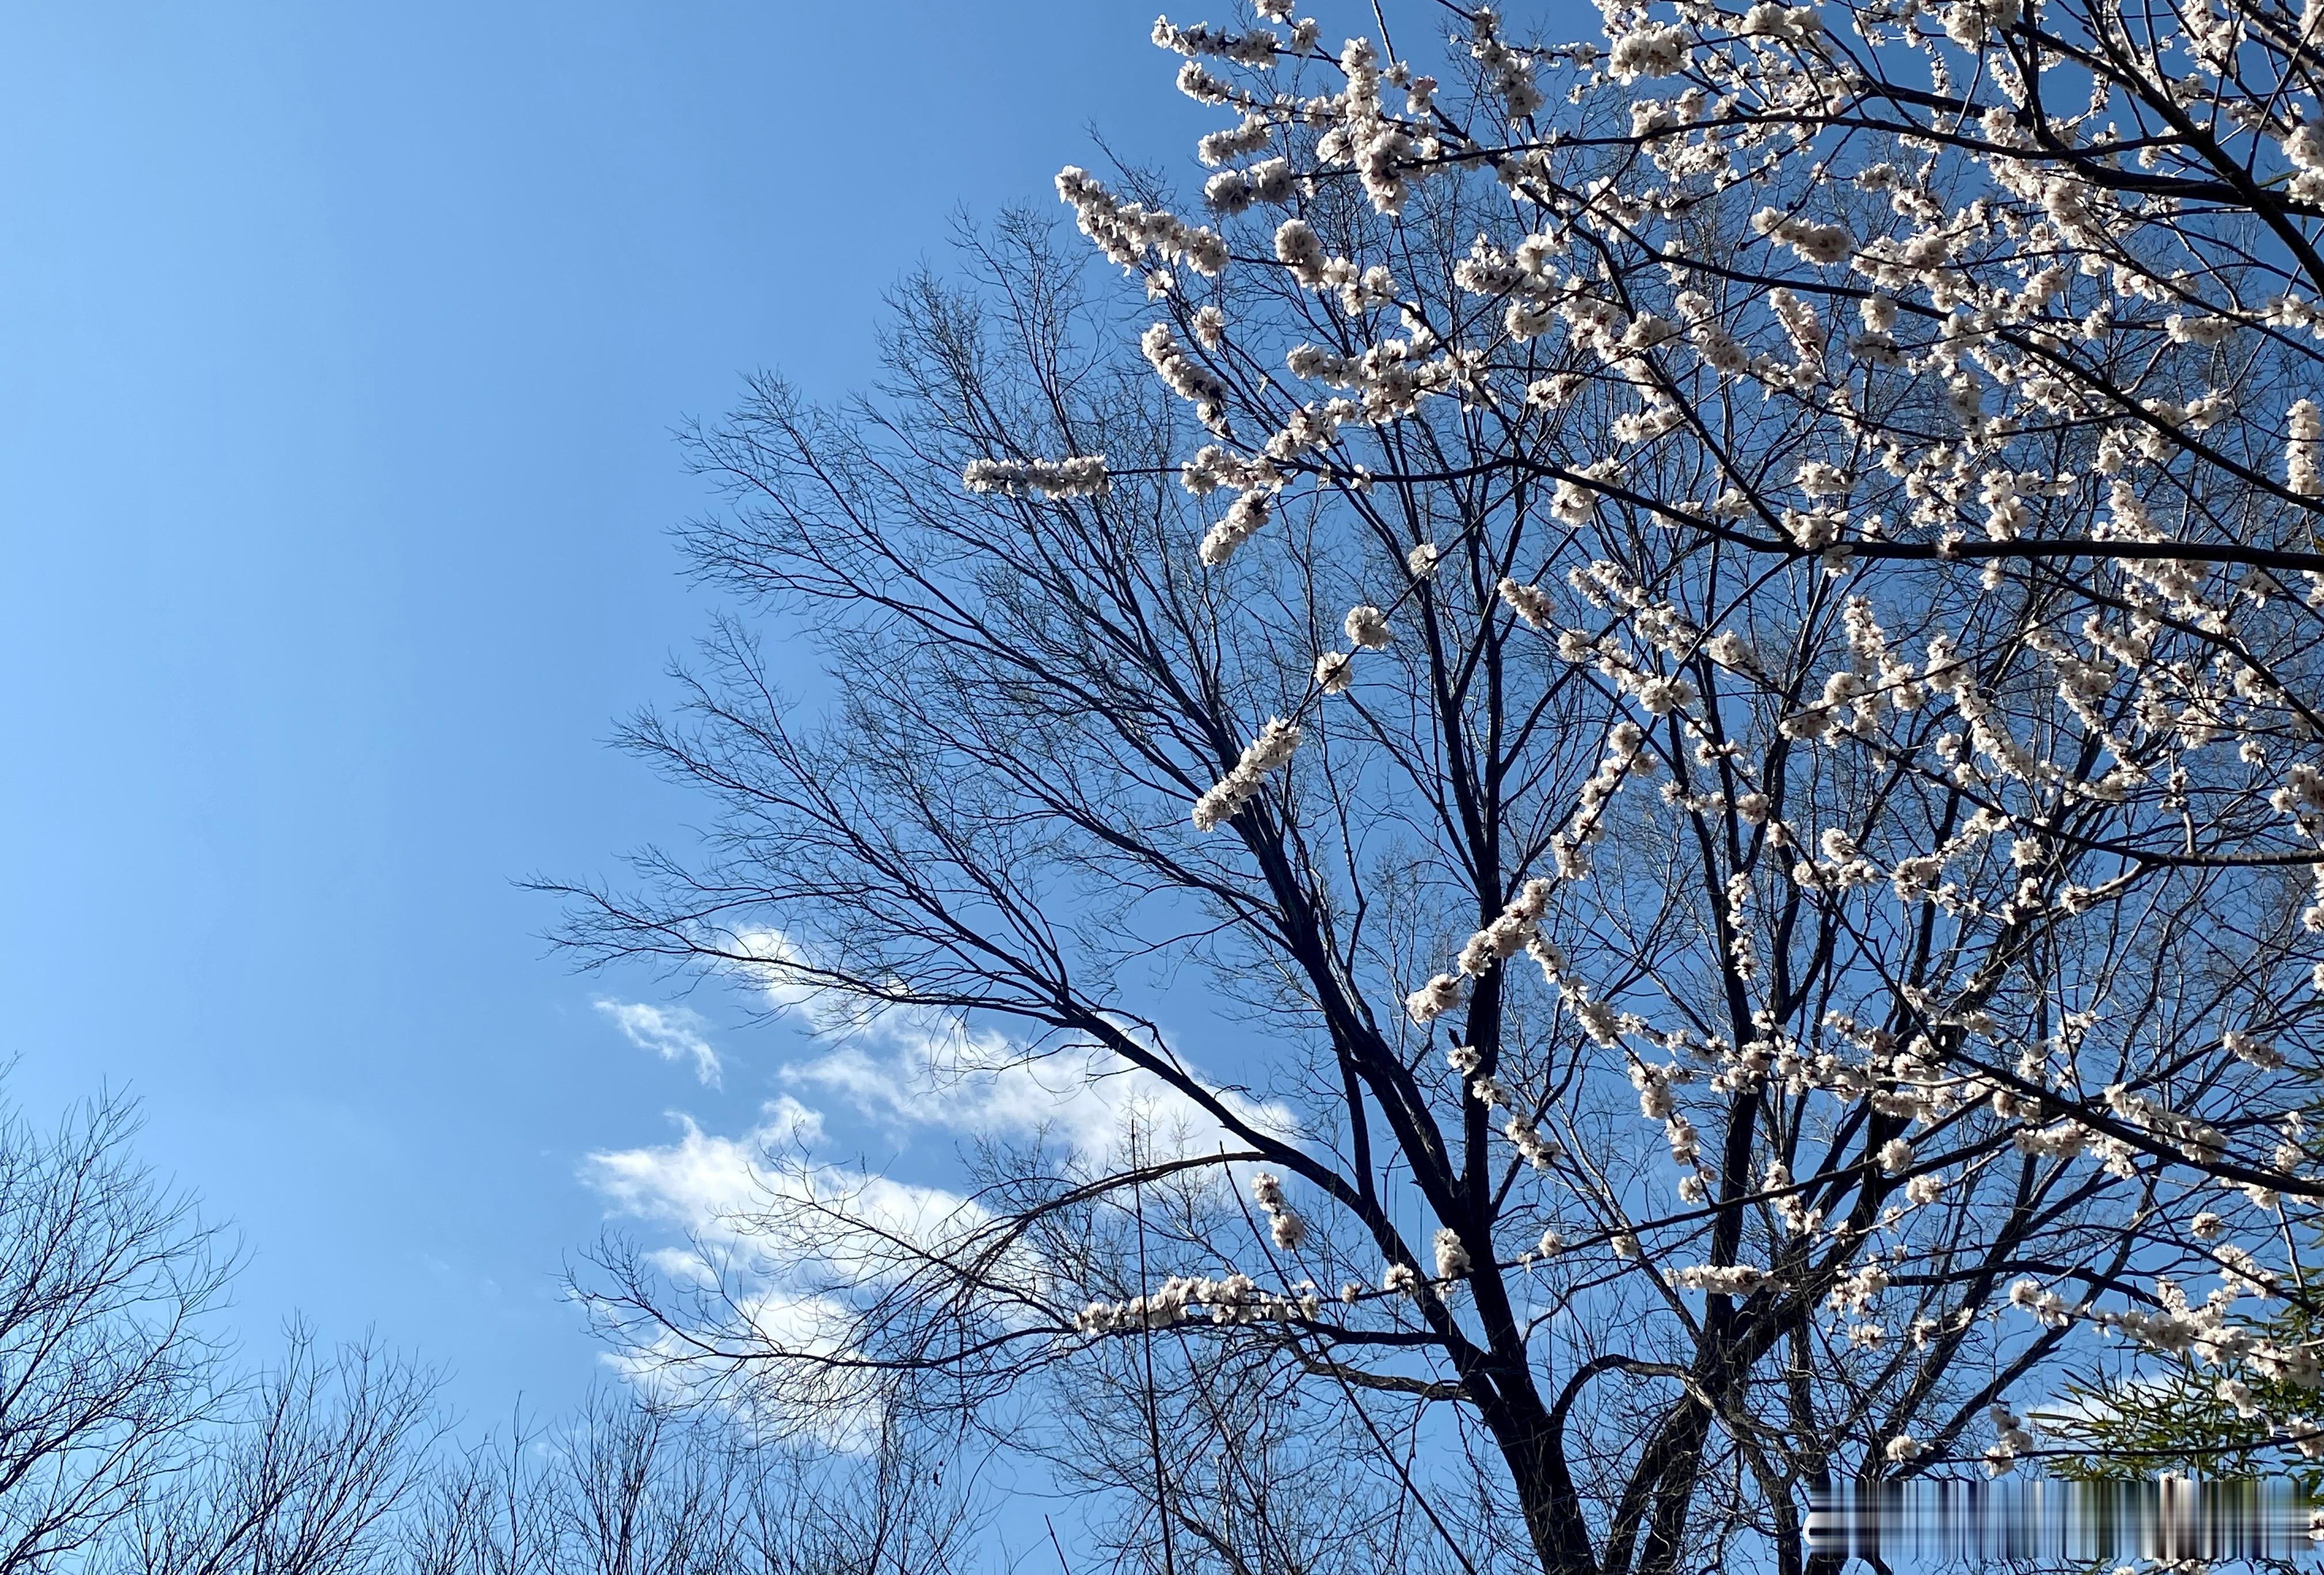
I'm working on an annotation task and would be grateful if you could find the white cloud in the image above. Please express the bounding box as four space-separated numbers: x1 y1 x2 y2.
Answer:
581 1099 814 1234
689 924 1286 1159
730 927 825 1012
574 1017 1282 1272
595 1285 884 1450
585 1104 978 1264
580 1096 996 1263
580 1098 987 1449
583 1013 1285 1264
784 1009 1294 1162
595 1000 724 1087
578 991 1293 1446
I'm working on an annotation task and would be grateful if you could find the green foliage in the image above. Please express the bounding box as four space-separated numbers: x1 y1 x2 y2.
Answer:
2035 1304 2324 1492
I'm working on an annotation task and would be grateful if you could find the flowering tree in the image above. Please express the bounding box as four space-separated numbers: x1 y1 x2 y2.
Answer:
553 1 2324 1569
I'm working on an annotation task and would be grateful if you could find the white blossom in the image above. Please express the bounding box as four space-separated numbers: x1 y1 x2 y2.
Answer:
1406 972 1465 1025
1193 718 1301 830
1344 605 1392 649
961 455 1110 497
1251 1171 1309 1249
1985 1405 2034 1475
1672 1263 1770 1295
2292 399 2323 496
1609 22 1689 80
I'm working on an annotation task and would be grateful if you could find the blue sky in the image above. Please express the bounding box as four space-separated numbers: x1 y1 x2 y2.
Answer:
0 0 1202 1434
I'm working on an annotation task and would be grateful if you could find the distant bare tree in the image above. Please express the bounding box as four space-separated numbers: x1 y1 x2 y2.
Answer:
393 1419 556 1575
0 1074 974 1575
97 1325 442 1575
556 1388 749 1575
0 1090 231 1572
724 1419 980 1575
394 1391 976 1575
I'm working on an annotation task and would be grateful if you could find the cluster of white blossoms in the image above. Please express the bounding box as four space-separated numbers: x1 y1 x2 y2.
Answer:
1075 1271 1323 1335
1451 1043 1567 1169
1502 1113 1563 1169
1750 206 1852 269
1608 18 1690 80
1055 167 1227 281
1549 720 1657 880
1456 878 1555 980
2293 399 2323 497
1250 1171 1308 1250
1203 153 1295 214
1199 486 1274 566
1672 1263 1772 1296
1191 717 1300 831
1315 603 1391 694
1497 577 1556 629
2006 1270 2324 1396
1828 1262 1889 1319
1150 14 1288 69
1141 322 1229 428
960 454 1109 498
1404 969 1465 1026
1282 331 1478 426
1983 1404 2036 1475
1179 441 1293 566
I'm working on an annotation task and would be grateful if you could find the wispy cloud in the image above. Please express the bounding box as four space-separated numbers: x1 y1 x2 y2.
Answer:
785 1009 1295 1161
595 1000 724 1087
730 927 825 1013
584 1011 1286 1252
593 1283 886 1450
580 1097 825 1236
579 984 1292 1444
580 1098 984 1448
695 925 1288 1158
